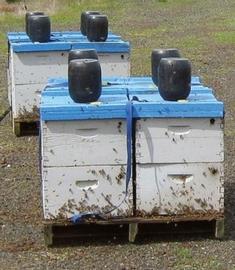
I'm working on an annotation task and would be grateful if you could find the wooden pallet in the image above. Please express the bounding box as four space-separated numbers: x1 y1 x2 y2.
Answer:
13 119 39 136
43 216 224 246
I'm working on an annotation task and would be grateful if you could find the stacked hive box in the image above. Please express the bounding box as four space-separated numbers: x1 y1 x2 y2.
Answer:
7 31 130 135
40 76 224 223
40 81 132 219
130 88 224 217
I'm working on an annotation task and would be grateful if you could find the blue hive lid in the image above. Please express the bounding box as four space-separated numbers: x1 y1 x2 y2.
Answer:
40 94 129 121
40 76 224 121
46 75 201 87
44 76 208 96
47 76 202 90
130 93 223 118
7 31 121 42
7 31 130 53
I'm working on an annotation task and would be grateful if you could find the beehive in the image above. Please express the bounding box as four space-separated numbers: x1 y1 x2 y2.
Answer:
40 81 132 220
7 31 130 131
130 94 224 216
40 76 224 221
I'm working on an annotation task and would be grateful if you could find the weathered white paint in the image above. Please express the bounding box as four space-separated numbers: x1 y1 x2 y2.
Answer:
12 83 44 118
7 68 11 106
136 118 224 163
136 162 224 215
13 51 68 85
13 52 130 84
8 48 15 106
43 165 132 219
41 118 131 219
41 116 224 220
42 120 127 167
9 49 130 120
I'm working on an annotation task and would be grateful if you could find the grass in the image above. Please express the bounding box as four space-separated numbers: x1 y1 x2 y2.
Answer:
0 32 8 54
176 36 203 49
207 17 235 30
214 31 235 45
172 246 226 270
224 17 235 28
0 14 23 54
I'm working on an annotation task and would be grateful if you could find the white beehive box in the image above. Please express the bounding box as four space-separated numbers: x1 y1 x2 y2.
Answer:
7 31 130 130
40 84 132 220
129 90 224 218
40 76 224 223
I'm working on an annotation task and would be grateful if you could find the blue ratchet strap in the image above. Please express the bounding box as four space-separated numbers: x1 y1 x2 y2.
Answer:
125 96 147 191
70 212 105 223
70 99 134 224
125 100 133 193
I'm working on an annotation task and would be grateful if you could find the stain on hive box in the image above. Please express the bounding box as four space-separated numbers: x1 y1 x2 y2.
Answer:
208 167 218 175
53 198 132 220
116 166 126 184
117 121 122 133
18 105 39 121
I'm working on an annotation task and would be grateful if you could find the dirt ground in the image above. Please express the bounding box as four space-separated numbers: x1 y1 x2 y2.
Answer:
0 0 235 269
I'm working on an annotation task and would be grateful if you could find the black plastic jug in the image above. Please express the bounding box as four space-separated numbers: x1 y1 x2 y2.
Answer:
25 11 44 36
151 48 180 86
81 11 100 36
87 15 108 42
158 58 191 101
28 15 51 43
68 59 102 103
68 49 98 63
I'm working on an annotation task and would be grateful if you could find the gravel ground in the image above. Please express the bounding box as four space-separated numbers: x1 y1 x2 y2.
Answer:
0 0 235 269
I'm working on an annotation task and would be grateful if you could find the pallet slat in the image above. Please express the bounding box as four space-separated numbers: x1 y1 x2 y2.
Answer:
43 217 224 246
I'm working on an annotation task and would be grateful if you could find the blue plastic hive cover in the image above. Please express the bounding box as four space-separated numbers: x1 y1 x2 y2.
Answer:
7 31 130 53
46 75 202 87
44 76 209 97
40 76 224 121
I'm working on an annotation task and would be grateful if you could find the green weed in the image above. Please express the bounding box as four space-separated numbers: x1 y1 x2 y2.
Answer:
176 247 192 260
177 36 203 49
214 31 235 45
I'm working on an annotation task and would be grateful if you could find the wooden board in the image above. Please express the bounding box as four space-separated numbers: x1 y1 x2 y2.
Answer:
43 217 224 246
136 118 224 163
42 165 132 219
12 51 130 84
13 120 39 136
12 83 44 118
136 162 224 215
42 120 127 167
